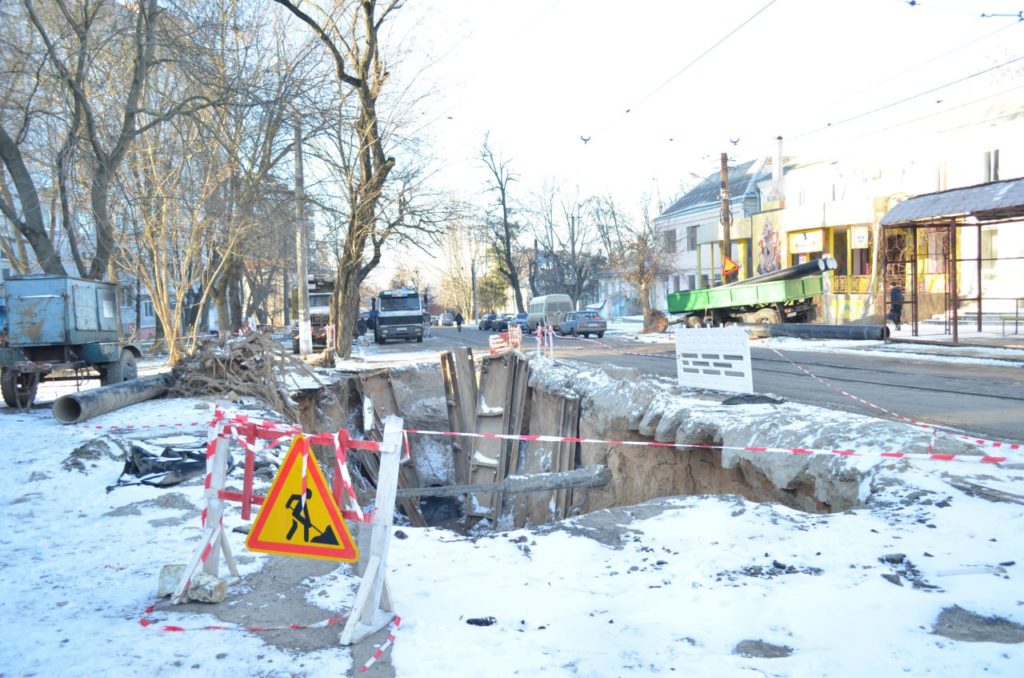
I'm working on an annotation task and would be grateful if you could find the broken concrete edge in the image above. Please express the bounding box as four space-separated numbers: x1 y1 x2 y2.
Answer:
526 358 979 514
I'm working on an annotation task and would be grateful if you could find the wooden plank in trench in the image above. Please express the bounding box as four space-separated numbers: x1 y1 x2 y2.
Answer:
357 369 427 527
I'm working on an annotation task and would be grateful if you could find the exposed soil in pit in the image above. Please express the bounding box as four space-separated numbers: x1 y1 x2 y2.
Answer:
298 359 865 530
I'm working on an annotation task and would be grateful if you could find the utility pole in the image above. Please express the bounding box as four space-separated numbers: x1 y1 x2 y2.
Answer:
294 113 312 355
719 152 733 285
471 258 478 321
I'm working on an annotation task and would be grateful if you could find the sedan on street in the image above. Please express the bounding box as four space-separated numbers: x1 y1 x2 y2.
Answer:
555 310 607 338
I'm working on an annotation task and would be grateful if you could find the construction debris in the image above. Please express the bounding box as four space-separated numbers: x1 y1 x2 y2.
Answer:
170 332 322 422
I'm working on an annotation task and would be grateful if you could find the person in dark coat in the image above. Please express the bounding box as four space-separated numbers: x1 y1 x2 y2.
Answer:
454 311 464 332
889 282 904 331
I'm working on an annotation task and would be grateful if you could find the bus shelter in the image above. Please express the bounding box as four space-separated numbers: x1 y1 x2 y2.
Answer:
879 177 1024 344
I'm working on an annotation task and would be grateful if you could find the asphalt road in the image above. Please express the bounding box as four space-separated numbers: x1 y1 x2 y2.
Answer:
415 326 1024 444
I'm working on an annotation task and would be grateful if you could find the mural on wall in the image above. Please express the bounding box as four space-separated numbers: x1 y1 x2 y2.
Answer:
754 217 782 274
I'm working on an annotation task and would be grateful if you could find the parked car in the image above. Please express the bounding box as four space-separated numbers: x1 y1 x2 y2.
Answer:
514 312 529 331
492 314 514 332
440 312 454 326
555 310 607 338
478 312 497 331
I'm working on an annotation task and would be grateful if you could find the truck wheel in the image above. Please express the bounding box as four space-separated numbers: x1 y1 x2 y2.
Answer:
101 349 139 385
416 336 423 343
752 307 782 324
596 332 604 338
2 369 39 408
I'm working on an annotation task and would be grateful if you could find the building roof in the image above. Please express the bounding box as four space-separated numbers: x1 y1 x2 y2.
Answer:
656 159 768 220
880 176 1024 226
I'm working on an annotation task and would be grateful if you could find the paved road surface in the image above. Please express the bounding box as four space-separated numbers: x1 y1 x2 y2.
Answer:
414 326 1024 444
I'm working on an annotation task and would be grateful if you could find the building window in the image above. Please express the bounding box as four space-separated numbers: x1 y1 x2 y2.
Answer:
686 225 698 251
143 301 154 319
701 274 710 289
673 275 681 292
832 228 848 276
687 275 696 290
664 229 676 254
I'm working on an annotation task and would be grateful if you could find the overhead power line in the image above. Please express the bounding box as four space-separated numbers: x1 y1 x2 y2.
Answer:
804 54 1024 134
581 0 778 143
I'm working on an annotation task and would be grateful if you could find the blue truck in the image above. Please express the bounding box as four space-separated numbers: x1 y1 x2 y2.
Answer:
0 275 141 408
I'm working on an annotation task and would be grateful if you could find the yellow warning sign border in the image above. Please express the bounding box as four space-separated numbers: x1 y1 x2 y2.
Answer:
246 435 359 562
723 255 741 277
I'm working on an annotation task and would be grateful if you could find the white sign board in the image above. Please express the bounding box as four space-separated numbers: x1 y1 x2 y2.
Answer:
675 326 753 394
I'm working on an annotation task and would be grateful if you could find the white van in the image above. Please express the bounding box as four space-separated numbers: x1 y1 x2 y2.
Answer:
526 294 574 330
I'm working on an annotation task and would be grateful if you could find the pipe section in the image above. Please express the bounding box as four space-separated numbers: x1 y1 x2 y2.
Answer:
53 373 173 424
746 323 889 341
726 257 837 288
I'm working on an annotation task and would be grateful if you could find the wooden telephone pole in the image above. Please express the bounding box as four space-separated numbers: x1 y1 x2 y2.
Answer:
719 152 734 284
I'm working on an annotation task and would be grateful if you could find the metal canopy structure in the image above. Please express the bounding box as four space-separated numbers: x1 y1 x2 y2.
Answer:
879 177 1024 343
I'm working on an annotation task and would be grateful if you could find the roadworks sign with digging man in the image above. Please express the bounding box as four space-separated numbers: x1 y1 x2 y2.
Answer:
246 435 359 562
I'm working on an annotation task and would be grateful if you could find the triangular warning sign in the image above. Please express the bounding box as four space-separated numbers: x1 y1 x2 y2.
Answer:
723 255 741 277
246 435 359 562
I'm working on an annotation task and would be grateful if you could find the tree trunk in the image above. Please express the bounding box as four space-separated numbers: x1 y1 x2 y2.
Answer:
0 125 67 275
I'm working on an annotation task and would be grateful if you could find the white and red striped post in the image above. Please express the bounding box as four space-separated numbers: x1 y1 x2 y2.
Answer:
172 411 240 603
340 415 402 645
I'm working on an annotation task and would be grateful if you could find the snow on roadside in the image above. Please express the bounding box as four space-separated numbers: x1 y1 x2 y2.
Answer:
2 343 1023 677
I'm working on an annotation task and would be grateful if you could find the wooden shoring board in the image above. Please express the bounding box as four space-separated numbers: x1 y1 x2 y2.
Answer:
491 352 530 521
466 354 511 518
440 348 477 485
513 388 564 527
357 369 427 527
555 395 581 518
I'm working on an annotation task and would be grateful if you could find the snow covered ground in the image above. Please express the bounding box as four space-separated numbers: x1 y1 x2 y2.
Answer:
1 338 1022 677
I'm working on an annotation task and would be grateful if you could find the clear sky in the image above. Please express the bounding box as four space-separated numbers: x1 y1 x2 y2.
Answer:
393 0 1023 212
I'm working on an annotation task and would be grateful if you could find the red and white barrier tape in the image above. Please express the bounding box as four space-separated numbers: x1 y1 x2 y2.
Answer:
403 428 1014 464
80 421 206 430
544 331 1021 453
361 615 402 672
140 604 345 632
761 344 1022 452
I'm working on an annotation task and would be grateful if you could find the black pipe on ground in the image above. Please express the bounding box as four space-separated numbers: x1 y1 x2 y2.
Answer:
746 323 889 341
53 373 174 424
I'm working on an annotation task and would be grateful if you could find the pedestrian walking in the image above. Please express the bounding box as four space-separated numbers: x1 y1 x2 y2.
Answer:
888 282 904 331
454 311 464 332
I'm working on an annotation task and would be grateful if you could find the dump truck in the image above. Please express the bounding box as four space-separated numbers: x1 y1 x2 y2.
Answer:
0 275 142 408
373 288 426 344
667 257 836 327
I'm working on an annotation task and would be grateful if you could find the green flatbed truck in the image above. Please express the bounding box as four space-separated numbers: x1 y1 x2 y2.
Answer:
667 258 835 327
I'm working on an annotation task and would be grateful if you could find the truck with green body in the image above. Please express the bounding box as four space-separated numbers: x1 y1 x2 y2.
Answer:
667 258 835 327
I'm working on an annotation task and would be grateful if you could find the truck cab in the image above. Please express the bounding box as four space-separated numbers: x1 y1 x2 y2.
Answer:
374 289 425 344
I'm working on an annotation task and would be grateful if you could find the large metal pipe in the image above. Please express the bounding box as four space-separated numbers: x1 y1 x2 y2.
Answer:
726 257 837 288
746 323 889 341
53 373 174 424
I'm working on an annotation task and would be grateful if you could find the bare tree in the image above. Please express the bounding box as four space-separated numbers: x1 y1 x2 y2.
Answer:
437 210 483 318
594 196 672 330
529 183 601 307
0 2 66 274
271 0 400 358
117 112 236 363
480 134 526 313
0 0 228 279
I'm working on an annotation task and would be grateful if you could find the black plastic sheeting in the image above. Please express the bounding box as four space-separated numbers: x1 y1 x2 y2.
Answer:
106 441 234 492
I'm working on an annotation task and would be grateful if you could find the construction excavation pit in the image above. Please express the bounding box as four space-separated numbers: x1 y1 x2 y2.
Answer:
290 347 978 531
